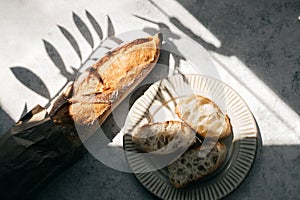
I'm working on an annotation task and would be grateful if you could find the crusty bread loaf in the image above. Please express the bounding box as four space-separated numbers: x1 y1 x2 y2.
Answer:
50 33 162 126
131 121 196 154
175 95 232 139
168 141 227 188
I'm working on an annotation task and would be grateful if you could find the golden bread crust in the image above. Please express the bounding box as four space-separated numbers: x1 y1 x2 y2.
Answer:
51 33 162 126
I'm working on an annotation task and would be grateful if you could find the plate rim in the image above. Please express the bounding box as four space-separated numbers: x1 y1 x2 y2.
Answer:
123 74 258 200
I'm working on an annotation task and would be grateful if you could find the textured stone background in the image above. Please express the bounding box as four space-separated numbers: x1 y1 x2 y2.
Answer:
177 0 300 115
0 0 299 199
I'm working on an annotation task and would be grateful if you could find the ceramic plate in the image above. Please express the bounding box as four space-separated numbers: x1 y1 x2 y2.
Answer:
123 74 257 200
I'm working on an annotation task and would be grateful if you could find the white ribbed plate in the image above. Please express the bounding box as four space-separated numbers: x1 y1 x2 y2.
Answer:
123 74 257 200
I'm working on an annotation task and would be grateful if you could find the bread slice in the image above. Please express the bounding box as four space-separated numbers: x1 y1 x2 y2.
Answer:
50 33 162 126
175 95 232 139
131 121 196 154
167 141 227 188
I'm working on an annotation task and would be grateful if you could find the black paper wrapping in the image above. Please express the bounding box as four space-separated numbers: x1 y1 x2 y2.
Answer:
0 105 84 200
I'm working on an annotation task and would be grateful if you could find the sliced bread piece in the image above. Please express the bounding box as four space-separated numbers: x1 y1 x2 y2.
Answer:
131 121 196 154
175 95 232 139
167 141 227 188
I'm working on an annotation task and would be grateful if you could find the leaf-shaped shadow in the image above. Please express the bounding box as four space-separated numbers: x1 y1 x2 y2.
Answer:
58 25 82 60
20 103 28 120
43 40 74 80
10 67 51 99
73 12 94 48
19 102 28 120
107 15 123 44
85 10 103 40
107 15 115 38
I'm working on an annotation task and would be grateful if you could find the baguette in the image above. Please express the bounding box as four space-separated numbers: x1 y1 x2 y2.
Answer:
167 141 227 188
50 33 162 126
175 95 232 139
131 121 196 154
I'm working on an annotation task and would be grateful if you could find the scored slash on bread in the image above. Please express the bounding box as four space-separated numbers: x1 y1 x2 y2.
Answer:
175 95 232 139
70 33 162 125
50 33 162 126
131 121 196 154
167 141 227 188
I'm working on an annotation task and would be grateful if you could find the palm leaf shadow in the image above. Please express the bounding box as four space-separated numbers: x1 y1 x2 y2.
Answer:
58 25 82 60
85 10 103 40
107 15 123 44
107 15 115 38
43 40 75 81
10 67 51 100
20 103 28 120
9 12 123 116
40 12 116 108
73 12 94 48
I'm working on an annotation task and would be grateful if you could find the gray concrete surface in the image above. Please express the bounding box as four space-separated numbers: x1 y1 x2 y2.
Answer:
177 0 300 115
0 0 299 199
